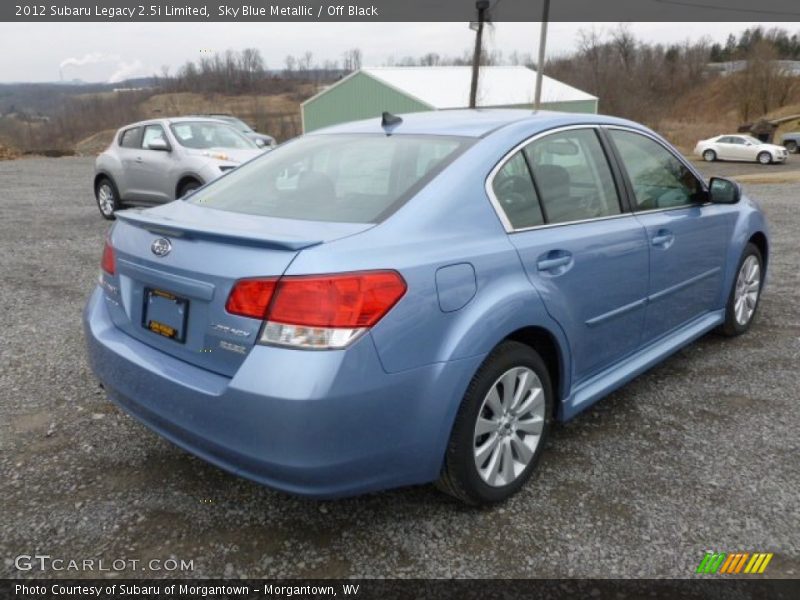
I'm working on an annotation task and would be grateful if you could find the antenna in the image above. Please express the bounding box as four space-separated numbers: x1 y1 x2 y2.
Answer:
381 111 402 129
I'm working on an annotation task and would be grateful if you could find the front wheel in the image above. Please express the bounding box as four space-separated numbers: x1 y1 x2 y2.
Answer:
437 341 553 505
785 141 798 154
703 149 717 162
719 243 764 337
178 180 201 198
757 151 772 165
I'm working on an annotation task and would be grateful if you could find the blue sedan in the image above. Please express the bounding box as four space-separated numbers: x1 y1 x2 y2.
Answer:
84 110 769 504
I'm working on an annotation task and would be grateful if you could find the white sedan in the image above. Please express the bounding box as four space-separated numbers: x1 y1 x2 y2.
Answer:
694 134 788 165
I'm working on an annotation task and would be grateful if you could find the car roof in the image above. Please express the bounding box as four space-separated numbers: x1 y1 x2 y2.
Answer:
120 116 232 129
309 109 643 139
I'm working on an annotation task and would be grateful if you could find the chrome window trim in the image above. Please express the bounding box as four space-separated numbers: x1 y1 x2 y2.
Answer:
485 123 709 234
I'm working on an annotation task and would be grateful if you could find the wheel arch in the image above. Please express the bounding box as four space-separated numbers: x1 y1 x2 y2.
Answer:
505 326 567 419
94 171 115 191
748 230 769 274
175 174 203 199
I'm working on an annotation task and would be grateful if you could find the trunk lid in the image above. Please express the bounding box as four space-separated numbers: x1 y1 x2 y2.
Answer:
105 202 372 376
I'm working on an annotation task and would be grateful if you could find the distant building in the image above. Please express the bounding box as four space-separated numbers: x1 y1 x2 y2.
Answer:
709 60 800 76
301 66 599 132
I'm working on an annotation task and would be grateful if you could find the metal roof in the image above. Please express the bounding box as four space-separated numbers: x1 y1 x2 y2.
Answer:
352 66 597 108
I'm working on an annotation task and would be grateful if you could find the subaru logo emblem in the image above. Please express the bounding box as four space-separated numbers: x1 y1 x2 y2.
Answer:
150 238 172 257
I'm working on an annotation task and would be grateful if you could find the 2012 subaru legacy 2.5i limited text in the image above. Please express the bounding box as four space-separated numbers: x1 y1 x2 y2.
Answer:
84 110 769 505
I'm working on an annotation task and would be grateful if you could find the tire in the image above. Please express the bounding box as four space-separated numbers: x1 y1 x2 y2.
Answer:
719 243 764 337
437 341 553 505
785 141 798 154
178 180 201 198
703 149 717 162
95 177 120 220
757 151 772 165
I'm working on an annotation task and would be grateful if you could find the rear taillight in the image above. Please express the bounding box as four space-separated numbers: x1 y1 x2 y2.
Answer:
101 239 116 275
226 271 407 349
225 278 277 318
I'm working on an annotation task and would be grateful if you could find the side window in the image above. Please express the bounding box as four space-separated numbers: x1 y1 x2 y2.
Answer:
119 127 142 149
609 129 704 211
491 152 544 229
142 125 167 149
524 129 621 225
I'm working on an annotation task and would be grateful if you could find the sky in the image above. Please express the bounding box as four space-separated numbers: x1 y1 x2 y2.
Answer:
0 21 796 83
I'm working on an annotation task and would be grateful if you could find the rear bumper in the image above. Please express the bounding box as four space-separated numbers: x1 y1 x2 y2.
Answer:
83 288 483 498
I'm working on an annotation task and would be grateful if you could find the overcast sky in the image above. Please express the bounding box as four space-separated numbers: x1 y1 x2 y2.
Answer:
0 21 795 83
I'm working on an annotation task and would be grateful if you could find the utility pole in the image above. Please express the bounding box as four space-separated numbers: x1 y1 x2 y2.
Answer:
533 0 551 111
469 0 490 109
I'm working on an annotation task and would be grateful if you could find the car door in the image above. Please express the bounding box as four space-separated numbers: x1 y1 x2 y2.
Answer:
606 127 736 343
127 124 175 204
491 126 650 384
114 126 143 199
714 136 735 160
728 136 753 161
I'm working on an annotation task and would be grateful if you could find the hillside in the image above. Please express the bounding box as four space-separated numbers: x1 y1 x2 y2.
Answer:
2 74 799 157
70 89 314 155
658 75 800 151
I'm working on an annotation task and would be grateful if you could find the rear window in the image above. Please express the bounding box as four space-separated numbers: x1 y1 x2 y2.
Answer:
187 134 472 223
119 127 143 148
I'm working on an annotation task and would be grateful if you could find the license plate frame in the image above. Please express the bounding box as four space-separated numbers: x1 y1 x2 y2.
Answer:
142 288 189 343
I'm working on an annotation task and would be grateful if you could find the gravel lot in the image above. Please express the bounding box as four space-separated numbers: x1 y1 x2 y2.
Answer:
1 157 798 579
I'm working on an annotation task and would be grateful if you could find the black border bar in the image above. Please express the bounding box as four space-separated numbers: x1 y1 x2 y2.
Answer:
4 0 800 22
4 579 800 600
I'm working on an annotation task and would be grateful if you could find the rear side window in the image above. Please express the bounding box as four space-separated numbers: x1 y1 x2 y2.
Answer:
609 129 704 210
188 134 471 223
524 129 621 225
119 127 142 148
491 152 544 229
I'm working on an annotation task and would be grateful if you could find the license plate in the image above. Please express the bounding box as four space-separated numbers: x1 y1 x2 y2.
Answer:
143 288 189 343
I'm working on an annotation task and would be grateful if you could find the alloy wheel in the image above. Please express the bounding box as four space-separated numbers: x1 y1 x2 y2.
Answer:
97 183 115 216
734 255 761 326
473 366 545 487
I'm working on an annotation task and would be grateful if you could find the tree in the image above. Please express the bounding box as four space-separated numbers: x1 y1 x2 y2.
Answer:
342 48 362 72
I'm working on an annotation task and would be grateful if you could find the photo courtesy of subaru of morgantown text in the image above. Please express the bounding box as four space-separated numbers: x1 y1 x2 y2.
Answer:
1 0 799 591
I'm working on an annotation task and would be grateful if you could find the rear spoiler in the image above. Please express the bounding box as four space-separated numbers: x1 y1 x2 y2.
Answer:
115 210 323 251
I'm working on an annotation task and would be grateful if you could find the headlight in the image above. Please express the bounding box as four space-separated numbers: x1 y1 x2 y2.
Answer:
203 151 230 161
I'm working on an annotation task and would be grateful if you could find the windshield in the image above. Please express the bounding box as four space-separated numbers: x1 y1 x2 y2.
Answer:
213 116 252 132
187 133 472 223
742 135 762 145
170 121 257 150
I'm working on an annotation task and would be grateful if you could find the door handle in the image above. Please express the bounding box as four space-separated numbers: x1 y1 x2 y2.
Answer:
651 229 674 248
135 156 143 163
536 252 573 272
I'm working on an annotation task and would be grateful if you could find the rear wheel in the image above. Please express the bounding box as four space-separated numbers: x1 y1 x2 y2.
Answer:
719 243 763 337
437 341 553 505
785 141 798 154
95 177 120 220
703 149 717 162
757 151 772 165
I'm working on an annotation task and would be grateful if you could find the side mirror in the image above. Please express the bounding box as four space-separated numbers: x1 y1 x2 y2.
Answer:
254 138 266 148
708 177 741 204
147 138 170 152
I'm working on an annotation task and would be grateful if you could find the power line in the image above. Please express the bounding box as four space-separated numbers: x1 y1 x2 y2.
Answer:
653 0 800 17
